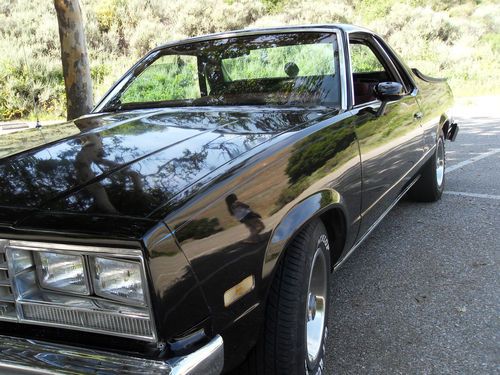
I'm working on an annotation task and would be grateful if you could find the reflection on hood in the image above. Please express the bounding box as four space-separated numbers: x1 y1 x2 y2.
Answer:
0 107 336 219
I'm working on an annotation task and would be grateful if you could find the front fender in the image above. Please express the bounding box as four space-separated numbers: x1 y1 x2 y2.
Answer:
262 189 346 280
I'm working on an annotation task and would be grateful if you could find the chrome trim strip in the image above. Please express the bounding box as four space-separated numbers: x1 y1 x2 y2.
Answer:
334 29 348 110
346 31 408 106
351 99 378 109
154 26 342 51
345 34 355 108
371 37 405 85
0 334 224 375
334 144 436 270
9 240 142 256
334 175 420 271
360 144 436 219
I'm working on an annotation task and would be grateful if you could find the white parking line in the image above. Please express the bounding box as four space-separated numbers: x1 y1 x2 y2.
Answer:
446 148 500 173
444 191 500 200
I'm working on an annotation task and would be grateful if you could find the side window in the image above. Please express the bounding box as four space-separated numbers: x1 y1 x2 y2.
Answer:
375 37 415 92
350 43 385 73
349 41 390 105
121 55 200 104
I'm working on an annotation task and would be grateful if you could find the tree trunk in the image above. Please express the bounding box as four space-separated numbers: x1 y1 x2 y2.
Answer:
54 0 93 120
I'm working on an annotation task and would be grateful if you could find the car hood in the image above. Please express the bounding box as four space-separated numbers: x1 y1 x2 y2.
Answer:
0 107 335 229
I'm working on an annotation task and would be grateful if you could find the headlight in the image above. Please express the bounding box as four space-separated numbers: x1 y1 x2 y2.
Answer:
0 240 155 341
92 257 144 304
36 252 89 295
10 248 33 274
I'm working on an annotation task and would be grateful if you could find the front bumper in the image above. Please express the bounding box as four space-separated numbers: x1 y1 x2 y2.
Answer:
0 334 224 374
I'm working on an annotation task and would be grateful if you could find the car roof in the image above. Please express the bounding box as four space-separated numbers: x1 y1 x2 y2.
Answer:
154 24 374 51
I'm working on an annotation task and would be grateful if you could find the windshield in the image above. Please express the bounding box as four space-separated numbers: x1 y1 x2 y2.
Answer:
96 32 341 111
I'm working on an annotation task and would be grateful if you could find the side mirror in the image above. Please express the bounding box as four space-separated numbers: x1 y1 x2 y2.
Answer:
374 82 405 102
372 82 405 117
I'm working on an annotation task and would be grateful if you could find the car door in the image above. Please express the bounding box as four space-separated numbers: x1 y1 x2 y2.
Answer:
348 33 424 236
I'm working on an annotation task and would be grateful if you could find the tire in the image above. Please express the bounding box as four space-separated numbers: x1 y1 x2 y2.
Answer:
236 219 332 375
408 135 446 202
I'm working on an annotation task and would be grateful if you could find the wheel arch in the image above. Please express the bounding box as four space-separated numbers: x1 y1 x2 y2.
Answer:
439 112 453 138
261 189 348 286
319 206 347 266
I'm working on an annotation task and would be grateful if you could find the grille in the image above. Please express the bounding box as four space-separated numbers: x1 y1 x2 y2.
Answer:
21 303 152 337
0 241 15 321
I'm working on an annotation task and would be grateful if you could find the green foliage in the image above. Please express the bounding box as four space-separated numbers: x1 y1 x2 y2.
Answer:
274 124 358 211
354 0 394 22
95 0 119 32
0 0 498 121
222 43 335 81
174 218 223 242
261 0 287 12
481 33 500 53
121 56 200 103
275 177 309 208
286 126 355 182
350 44 384 73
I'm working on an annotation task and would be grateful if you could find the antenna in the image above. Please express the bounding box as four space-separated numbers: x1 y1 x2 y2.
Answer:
21 44 51 157
21 44 42 130
34 92 41 129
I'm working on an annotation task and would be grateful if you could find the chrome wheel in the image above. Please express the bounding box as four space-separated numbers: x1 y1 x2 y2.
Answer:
305 247 327 366
436 138 445 188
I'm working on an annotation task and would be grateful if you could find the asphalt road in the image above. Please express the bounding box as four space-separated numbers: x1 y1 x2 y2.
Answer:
327 99 500 374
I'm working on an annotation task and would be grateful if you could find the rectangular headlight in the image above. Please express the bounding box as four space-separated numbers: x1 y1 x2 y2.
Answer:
1 240 155 341
36 252 89 295
91 257 144 304
10 248 34 274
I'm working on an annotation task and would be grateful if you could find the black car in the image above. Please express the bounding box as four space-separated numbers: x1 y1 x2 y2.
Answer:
0 24 457 374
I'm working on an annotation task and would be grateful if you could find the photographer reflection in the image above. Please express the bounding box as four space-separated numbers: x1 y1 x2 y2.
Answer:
75 133 143 214
225 193 265 243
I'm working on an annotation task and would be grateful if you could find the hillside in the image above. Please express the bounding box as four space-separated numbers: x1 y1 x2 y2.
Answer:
0 0 498 120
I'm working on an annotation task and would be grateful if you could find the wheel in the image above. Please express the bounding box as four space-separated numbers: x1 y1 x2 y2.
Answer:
236 219 331 375
408 135 445 202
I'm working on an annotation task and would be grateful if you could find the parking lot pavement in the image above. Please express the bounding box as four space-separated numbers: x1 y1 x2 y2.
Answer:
327 99 500 374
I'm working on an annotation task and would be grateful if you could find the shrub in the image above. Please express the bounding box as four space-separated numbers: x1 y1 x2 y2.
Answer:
0 0 498 120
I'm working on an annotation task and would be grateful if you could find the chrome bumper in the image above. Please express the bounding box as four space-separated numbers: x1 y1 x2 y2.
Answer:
0 334 223 374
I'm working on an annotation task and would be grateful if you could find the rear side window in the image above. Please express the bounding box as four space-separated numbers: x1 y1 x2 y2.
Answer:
221 43 335 81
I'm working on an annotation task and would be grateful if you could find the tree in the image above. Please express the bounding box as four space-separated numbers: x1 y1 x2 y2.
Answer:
54 0 93 120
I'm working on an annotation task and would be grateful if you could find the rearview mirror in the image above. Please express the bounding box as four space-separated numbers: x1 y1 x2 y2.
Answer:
374 82 405 102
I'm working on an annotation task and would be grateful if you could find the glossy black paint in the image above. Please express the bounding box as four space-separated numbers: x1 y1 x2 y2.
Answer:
166 109 362 368
353 93 424 235
374 81 405 101
0 108 325 220
0 25 455 372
